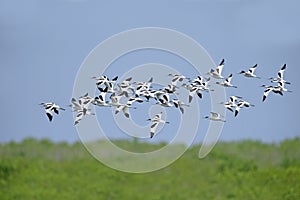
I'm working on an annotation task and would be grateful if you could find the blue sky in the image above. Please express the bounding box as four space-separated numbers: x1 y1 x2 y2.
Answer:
0 0 299 144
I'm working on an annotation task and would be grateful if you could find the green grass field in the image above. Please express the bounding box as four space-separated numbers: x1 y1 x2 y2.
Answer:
1 138 300 199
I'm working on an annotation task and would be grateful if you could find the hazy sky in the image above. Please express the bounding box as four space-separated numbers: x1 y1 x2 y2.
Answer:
0 0 299 144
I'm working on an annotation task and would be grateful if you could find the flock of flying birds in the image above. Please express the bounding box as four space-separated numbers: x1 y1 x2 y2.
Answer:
40 59 291 138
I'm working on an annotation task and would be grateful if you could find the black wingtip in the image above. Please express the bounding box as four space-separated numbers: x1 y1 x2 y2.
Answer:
188 95 193 103
197 92 202 99
150 132 154 138
46 113 53 122
112 76 118 81
219 59 225 65
234 110 238 117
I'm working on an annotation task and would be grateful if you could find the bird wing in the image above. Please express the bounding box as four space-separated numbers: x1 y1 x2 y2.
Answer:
210 112 219 118
154 112 162 120
46 110 53 122
262 88 272 102
122 106 130 118
277 64 286 79
74 112 83 125
115 105 123 114
150 122 159 138
226 74 233 83
216 59 225 75
249 64 258 73
216 65 223 75
52 107 59 115
196 90 202 99
179 106 184 114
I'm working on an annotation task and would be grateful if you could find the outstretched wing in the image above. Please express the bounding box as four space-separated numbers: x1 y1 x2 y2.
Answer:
277 64 286 79
248 64 258 73
46 111 53 122
150 122 159 138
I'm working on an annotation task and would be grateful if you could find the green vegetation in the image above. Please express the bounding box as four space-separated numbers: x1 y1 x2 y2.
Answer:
1 138 300 199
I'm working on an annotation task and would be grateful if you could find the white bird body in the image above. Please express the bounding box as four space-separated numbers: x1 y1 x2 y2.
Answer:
168 74 187 86
208 59 225 79
269 64 291 84
204 112 226 122
147 112 169 138
239 64 260 78
40 102 65 122
216 74 237 88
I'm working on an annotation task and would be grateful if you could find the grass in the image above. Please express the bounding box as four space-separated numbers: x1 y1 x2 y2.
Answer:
0 137 300 199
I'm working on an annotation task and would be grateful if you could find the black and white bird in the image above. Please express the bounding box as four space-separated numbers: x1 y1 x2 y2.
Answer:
204 112 226 122
220 95 242 114
208 59 225 79
134 77 153 92
168 74 188 86
239 64 260 78
40 102 65 122
216 74 237 88
269 64 291 84
92 75 118 93
261 85 283 102
147 112 170 138
69 97 94 125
